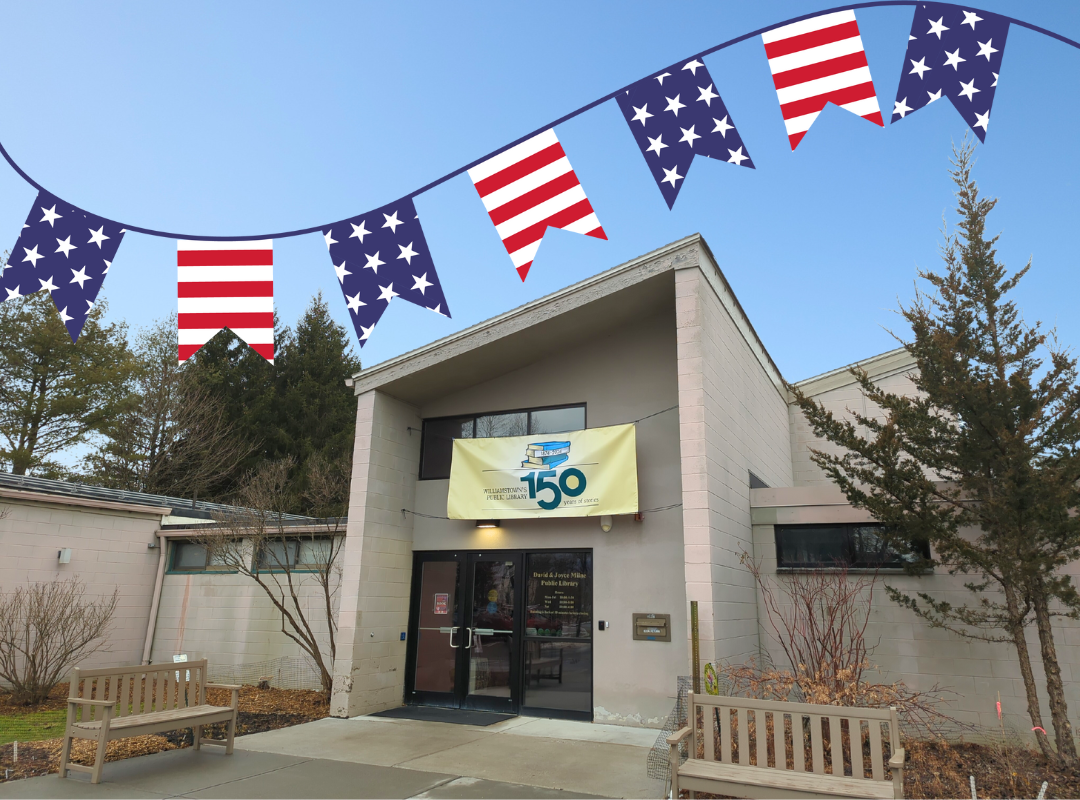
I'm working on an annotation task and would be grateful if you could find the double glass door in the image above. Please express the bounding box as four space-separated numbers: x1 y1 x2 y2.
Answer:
406 551 522 713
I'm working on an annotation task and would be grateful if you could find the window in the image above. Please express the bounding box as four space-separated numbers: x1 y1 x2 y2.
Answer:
255 537 335 571
775 524 930 569
419 404 585 480
169 541 231 572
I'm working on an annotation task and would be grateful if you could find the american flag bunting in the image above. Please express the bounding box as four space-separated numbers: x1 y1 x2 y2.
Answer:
891 3 1008 141
763 10 884 150
1 190 126 341
469 129 606 281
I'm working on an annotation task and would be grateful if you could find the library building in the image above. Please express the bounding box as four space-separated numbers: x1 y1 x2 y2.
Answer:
328 234 1077 735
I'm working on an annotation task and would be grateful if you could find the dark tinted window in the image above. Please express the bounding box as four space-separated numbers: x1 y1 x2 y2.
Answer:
419 405 584 479
170 541 230 572
775 524 929 569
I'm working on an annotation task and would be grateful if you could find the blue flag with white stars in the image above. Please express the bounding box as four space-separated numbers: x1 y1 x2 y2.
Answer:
891 3 1009 142
1 190 126 341
322 197 450 347
616 58 754 209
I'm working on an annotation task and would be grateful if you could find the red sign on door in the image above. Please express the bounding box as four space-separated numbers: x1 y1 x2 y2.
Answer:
434 593 449 615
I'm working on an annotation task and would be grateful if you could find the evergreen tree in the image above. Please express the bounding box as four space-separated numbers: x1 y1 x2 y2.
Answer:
0 292 135 475
794 143 1080 768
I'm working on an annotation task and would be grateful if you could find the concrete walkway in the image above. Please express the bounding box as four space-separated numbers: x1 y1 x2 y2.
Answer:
0 715 665 799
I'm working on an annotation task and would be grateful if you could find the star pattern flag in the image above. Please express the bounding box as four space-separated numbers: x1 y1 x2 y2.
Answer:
891 4 1008 141
616 59 754 209
469 129 606 281
1 190 126 341
322 197 449 347
763 10 883 149
177 239 274 363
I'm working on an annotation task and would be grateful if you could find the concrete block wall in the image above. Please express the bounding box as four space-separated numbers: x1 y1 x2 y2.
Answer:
0 498 162 669
331 390 420 718
674 250 794 667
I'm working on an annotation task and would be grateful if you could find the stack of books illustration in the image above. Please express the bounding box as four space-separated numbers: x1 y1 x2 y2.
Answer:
522 441 570 469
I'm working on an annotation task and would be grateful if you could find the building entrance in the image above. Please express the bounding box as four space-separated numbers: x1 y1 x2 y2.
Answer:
405 549 593 719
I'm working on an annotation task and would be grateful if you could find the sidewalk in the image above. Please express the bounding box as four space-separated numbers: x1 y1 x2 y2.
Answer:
0 715 664 799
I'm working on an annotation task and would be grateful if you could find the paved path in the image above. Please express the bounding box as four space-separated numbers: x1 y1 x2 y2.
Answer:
0 715 665 799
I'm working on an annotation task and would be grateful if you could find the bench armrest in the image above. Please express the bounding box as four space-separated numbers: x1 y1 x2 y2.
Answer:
667 726 691 746
888 747 905 769
68 698 116 707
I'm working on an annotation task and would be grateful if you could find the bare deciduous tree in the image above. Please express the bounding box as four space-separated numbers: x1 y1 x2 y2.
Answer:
0 578 119 705
190 456 347 694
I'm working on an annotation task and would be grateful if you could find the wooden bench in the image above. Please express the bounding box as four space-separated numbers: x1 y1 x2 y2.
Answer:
59 659 240 784
668 692 905 799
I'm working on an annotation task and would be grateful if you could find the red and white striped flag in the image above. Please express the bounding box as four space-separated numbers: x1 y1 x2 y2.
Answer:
469 129 606 281
763 10 883 150
177 239 274 363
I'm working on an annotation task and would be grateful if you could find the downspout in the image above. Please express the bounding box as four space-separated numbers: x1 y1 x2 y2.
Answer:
142 529 167 665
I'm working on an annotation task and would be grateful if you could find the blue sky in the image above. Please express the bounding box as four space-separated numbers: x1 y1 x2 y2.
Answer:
0 1 1078 383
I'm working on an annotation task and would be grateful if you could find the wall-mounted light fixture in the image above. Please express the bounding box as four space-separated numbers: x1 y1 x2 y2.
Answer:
58 548 72 564
475 520 500 529
600 515 613 532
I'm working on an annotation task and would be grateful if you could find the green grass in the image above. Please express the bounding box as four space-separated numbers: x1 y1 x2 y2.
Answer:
0 709 68 745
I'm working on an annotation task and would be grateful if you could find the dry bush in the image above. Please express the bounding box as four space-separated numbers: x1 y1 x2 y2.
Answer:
0 578 118 706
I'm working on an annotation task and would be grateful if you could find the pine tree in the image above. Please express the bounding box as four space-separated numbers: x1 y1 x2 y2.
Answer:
794 143 1080 767
0 292 135 475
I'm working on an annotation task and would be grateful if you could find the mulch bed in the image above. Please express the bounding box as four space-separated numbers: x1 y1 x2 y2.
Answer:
0 683 329 784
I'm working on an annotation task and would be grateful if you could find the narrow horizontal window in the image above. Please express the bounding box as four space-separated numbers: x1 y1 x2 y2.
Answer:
775 523 929 569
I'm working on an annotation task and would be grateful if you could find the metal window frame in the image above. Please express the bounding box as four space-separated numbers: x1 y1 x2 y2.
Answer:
774 522 930 570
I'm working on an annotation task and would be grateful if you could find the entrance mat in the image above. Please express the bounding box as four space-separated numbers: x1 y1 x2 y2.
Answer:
370 705 515 726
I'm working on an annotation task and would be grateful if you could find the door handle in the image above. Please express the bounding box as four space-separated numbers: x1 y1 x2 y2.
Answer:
464 627 474 649
449 626 460 648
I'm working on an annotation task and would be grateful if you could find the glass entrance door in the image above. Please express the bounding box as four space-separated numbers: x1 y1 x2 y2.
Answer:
405 551 523 712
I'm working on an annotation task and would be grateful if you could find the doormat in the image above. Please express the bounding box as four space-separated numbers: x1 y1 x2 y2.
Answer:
370 706 515 726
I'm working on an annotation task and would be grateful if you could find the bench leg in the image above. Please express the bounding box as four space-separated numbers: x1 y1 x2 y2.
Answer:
58 735 72 779
193 725 202 750
90 729 108 784
225 712 236 755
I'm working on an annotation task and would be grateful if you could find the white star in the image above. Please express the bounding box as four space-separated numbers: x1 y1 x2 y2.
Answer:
382 211 403 233
363 251 385 273
696 83 719 106
645 135 667 156
654 72 671 85
630 104 653 126
70 266 90 288
21 245 43 267
40 205 62 227
430 304 443 315
38 275 58 293
661 166 683 186
397 241 419 264
958 78 980 101
334 260 351 283
992 72 998 87
712 115 734 136
977 39 999 61
682 59 704 76
359 323 375 341
102 260 111 274
411 272 433 294
377 283 399 303
679 125 701 148
323 229 338 250
973 110 990 131
962 10 983 29
86 299 94 311
55 236 77 258
944 48 965 70
927 88 943 103
909 57 932 79
727 146 749 166
4 285 21 300
893 97 914 118
87 226 110 248
57 306 73 324
664 94 686 116
345 291 365 313
927 17 949 39
349 221 370 242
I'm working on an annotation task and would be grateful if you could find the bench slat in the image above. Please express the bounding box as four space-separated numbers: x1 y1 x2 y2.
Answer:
119 675 130 718
774 710 786 770
793 713 805 772
679 759 895 800
829 715 843 776
736 708 747 766
869 719 884 781
704 704 714 761
755 710 768 768
692 694 894 721
809 715 824 774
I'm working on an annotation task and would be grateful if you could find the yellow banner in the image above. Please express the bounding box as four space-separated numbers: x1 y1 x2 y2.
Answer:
447 423 638 519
